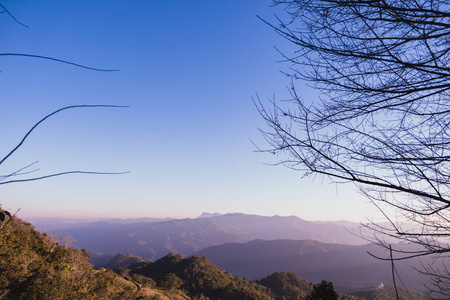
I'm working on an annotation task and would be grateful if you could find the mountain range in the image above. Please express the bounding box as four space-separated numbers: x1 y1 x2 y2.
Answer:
31 213 365 260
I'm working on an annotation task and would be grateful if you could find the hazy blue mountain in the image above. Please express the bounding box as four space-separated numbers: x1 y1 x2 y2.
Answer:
197 212 224 218
194 239 431 292
24 217 105 232
88 251 115 268
27 216 172 232
208 213 364 245
54 218 253 260
36 213 367 262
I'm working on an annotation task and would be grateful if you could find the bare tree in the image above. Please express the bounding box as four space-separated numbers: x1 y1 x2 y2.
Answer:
0 4 126 223
256 0 450 295
0 105 128 184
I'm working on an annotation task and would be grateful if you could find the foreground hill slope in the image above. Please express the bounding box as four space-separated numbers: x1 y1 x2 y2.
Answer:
0 214 136 299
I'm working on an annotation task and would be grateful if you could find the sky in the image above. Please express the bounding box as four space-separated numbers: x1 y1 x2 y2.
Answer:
0 0 381 222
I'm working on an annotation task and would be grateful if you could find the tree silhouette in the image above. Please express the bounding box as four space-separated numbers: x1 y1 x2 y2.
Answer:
0 4 126 224
257 0 450 296
305 280 338 300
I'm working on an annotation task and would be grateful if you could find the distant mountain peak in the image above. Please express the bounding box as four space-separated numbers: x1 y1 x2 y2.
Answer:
198 212 223 218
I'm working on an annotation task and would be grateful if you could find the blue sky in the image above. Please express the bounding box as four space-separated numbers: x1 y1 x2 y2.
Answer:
0 0 379 221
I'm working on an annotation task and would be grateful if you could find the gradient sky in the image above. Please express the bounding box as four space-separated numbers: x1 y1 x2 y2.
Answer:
0 0 381 221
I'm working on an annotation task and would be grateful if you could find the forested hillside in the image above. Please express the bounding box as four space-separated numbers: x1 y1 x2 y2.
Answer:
126 253 275 299
0 212 151 299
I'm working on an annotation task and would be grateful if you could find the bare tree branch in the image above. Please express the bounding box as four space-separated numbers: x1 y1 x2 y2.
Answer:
0 4 28 28
0 105 128 167
0 171 130 186
259 0 450 296
0 3 128 230
0 54 119 72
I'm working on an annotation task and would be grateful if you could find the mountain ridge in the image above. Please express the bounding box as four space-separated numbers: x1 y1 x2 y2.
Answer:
194 239 432 293
33 212 366 261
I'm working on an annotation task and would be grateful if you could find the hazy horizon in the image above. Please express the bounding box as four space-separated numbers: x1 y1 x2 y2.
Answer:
21 211 369 223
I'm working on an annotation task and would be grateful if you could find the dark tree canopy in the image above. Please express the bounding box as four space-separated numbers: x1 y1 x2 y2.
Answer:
305 280 338 300
257 0 450 296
